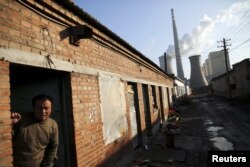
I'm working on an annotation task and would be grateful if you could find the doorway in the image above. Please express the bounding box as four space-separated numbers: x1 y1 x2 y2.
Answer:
142 84 152 136
159 87 165 122
10 64 73 167
127 82 142 148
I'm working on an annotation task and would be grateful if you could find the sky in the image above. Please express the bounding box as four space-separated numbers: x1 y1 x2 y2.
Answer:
74 0 250 79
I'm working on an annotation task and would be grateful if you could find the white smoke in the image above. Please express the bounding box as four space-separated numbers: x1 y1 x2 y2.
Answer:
166 45 175 57
166 0 250 57
216 1 250 25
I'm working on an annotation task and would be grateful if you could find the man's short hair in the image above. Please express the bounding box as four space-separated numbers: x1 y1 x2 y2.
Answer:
32 94 54 107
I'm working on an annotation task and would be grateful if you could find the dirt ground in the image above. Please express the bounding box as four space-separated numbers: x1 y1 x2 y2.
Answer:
133 94 250 167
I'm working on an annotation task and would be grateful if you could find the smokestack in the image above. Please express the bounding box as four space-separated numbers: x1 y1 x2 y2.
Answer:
159 53 174 75
171 9 185 80
189 55 208 89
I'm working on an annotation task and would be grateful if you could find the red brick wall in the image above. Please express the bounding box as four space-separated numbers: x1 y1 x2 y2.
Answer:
137 83 146 132
155 86 161 121
164 87 170 119
70 73 105 167
0 0 171 84
70 73 132 167
0 60 12 167
147 85 153 124
0 1 173 166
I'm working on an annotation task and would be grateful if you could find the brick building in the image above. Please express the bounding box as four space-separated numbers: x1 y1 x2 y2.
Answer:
0 0 174 166
212 58 250 99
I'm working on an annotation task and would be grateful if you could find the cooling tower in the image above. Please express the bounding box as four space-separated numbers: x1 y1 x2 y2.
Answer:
171 9 185 80
164 53 174 75
189 55 208 89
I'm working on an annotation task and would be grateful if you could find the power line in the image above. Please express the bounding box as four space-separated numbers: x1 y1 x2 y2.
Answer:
231 38 250 50
222 9 250 39
232 33 250 43
237 45 250 49
230 21 250 40
210 9 250 59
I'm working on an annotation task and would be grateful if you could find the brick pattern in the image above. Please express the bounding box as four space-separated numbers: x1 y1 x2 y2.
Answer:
70 73 132 166
70 73 105 167
149 85 161 125
147 85 155 125
163 87 170 119
155 86 162 121
0 60 12 167
137 83 146 132
0 0 171 84
0 1 173 166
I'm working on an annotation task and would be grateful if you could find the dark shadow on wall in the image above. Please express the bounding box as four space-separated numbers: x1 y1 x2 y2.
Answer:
97 112 162 167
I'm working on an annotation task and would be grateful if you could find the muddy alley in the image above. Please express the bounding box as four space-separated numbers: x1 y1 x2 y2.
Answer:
134 95 250 167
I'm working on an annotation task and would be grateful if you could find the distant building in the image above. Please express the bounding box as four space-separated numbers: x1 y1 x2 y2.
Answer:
189 55 208 90
211 58 250 98
159 53 174 75
202 58 212 77
159 54 191 102
173 76 191 99
203 50 231 82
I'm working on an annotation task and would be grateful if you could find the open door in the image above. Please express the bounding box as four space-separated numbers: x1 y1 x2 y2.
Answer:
142 84 152 136
127 83 142 148
10 64 73 167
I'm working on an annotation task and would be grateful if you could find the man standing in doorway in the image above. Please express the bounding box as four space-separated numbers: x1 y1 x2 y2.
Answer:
11 94 59 167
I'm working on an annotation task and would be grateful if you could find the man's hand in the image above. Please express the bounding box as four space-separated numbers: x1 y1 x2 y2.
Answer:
11 112 21 124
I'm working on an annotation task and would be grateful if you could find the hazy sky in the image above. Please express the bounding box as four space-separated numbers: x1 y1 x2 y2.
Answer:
74 0 250 79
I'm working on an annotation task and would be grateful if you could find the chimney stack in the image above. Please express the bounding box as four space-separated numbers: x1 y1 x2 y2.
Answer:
171 9 185 80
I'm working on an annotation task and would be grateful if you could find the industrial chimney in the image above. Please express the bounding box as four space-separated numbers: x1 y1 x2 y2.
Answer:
189 55 208 89
171 9 185 80
159 53 174 75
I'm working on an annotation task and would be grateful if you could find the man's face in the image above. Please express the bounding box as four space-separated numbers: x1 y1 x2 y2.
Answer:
33 99 52 121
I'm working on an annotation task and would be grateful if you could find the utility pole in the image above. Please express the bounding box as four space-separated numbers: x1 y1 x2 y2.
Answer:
218 38 231 99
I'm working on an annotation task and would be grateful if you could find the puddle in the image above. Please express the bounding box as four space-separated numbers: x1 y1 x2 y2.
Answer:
207 126 223 132
207 126 224 137
210 137 234 151
205 123 233 151
204 119 213 125
192 99 199 103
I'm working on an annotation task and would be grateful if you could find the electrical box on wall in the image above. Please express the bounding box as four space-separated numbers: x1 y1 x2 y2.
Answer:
70 25 92 46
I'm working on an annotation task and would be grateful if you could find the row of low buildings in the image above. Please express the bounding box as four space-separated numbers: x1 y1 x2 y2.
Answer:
202 50 250 99
0 0 185 166
211 58 250 99
159 53 191 98
159 48 249 99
